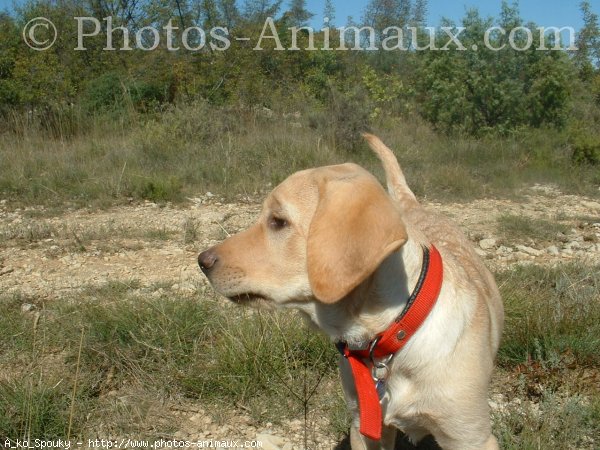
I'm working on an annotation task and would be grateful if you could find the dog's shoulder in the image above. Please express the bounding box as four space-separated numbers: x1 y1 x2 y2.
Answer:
403 204 496 288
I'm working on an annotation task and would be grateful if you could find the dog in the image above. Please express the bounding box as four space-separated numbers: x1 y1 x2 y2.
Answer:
198 134 504 450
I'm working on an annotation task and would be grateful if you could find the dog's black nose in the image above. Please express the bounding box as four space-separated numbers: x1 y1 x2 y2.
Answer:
198 249 218 273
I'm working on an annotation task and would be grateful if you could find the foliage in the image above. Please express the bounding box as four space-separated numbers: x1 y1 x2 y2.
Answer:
571 132 600 165
0 0 598 152
287 0 313 27
575 0 600 79
416 5 574 135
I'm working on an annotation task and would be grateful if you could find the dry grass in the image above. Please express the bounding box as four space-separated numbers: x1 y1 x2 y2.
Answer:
1 104 598 211
0 284 345 443
496 213 572 245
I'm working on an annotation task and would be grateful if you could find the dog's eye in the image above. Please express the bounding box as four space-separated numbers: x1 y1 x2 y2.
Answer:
268 216 288 231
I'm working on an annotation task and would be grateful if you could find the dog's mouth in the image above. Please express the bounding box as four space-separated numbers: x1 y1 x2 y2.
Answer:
228 292 268 304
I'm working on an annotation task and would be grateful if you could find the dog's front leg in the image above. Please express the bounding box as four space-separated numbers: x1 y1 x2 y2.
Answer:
350 424 397 450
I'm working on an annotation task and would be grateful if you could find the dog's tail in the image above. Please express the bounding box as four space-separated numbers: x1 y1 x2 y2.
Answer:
363 133 418 207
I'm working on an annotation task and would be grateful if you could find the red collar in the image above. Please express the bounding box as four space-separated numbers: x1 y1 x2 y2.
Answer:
337 245 443 441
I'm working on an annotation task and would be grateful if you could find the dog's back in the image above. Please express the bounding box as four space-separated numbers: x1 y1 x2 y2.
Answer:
364 133 504 353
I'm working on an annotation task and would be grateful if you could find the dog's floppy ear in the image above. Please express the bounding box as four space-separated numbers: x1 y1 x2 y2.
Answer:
307 172 408 303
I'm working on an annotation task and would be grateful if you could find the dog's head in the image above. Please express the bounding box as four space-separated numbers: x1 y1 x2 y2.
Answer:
198 162 407 306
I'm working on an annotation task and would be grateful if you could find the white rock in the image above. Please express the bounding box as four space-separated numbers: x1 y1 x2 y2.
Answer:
496 245 513 255
475 248 487 258
581 201 600 211
188 413 203 423
21 303 35 313
513 251 533 261
564 241 581 250
288 419 302 429
0 267 14 276
479 238 497 250
256 434 285 450
515 245 542 257
546 246 560 256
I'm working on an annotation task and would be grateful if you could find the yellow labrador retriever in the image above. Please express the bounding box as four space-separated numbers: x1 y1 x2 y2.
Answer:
198 134 504 450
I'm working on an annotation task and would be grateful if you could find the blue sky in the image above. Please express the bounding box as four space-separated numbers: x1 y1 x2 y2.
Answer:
0 0 597 30
306 0 597 29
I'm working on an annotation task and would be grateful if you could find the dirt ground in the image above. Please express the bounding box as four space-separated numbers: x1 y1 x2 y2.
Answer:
2 184 599 300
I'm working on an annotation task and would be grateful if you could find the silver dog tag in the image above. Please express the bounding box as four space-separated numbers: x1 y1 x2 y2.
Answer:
375 378 386 399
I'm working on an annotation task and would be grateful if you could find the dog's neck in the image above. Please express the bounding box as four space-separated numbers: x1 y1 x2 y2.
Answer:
305 237 426 347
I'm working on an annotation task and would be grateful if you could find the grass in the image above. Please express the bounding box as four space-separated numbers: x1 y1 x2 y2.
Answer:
497 263 600 367
0 105 598 210
0 284 345 443
1 262 599 447
0 103 338 209
495 393 600 450
0 219 177 251
360 121 600 202
496 213 572 244
0 377 81 440
182 216 199 244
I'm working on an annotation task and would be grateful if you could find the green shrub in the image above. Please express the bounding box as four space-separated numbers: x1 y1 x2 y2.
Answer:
83 73 171 114
135 177 183 203
416 8 573 135
128 79 170 111
82 72 125 112
308 85 372 153
572 134 600 165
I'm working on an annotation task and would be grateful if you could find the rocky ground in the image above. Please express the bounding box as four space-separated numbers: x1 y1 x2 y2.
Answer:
1 184 599 449
1 184 599 300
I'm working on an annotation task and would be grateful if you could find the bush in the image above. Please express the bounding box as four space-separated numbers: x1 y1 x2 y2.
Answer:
83 72 172 114
593 75 600 106
416 8 573 135
572 134 600 165
82 72 125 112
308 85 372 153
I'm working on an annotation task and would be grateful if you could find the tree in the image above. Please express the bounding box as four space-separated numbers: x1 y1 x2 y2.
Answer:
398 0 411 26
287 0 313 27
416 7 572 134
363 0 415 47
198 0 220 29
0 13 19 111
243 0 282 24
323 0 335 26
143 0 192 28
412 0 427 26
88 0 146 28
575 1 600 79
218 0 240 28
363 0 403 31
